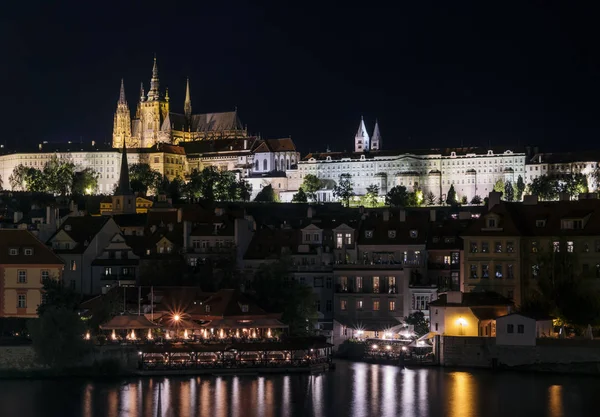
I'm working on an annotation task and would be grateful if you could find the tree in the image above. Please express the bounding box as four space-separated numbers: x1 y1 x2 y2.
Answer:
406 191 422 207
28 306 88 368
504 180 515 202
493 178 505 193
404 311 429 337
333 173 354 207
425 191 437 206
470 195 482 205
129 163 162 195
71 168 99 195
43 156 75 196
0 174 3 190
460 195 468 205
254 184 277 202
385 185 409 207
251 260 318 336
445 184 457 205
9 164 45 192
236 179 252 202
528 175 559 201
559 173 588 198
292 188 308 203
214 171 237 201
28 277 86 368
516 175 525 201
301 174 322 202
365 184 379 207
167 177 185 202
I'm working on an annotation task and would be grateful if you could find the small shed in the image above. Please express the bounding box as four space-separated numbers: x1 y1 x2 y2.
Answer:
495 313 540 346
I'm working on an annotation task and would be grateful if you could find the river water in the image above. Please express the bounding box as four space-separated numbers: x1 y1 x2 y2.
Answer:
0 361 596 417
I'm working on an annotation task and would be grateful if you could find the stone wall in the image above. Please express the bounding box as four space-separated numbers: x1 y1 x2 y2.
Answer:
440 336 600 374
0 346 47 372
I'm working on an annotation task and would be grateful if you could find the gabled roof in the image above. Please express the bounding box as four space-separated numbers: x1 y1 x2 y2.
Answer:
429 292 513 307
181 137 256 155
244 228 299 260
48 216 113 253
357 210 429 245
199 289 271 318
99 315 160 330
0 230 64 265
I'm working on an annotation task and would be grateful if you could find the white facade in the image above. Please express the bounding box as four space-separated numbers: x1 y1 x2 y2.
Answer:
252 150 298 174
289 148 527 201
495 314 536 346
525 154 600 191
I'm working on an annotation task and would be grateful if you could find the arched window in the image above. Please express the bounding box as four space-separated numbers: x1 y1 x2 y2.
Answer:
255 160 259 170
280 158 284 171
275 159 279 171
287 159 291 169
263 159 267 171
147 122 152 129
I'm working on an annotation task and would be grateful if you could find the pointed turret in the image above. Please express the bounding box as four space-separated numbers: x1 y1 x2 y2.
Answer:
184 77 192 119
354 116 370 152
147 55 161 101
139 82 145 102
116 140 132 195
112 141 136 214
118 78 127 105
371 119 382 151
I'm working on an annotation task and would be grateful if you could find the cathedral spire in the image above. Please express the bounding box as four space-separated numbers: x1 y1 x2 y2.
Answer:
354 116 370 153
139 82 145 102
118 78 127 105
148 54 160 101
184 77 192 119
371 119 382 151
116 140 132 195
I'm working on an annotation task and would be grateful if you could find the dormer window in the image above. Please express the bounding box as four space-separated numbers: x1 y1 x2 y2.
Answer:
365 230 373 238
410 230 418 238
561 219 583 230
487 218 497 228
536 219 546 228
24 248 33 256
388 230 396 238
205 305 211 313
240 304 249 313
9 248 18 256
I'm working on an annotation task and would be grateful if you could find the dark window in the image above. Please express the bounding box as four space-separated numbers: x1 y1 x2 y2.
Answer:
507 324 514 334
517 324 524 334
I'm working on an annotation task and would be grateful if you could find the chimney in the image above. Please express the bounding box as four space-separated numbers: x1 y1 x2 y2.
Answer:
559 192 570 202
13 211 23 224
382 209 390 222
177 207 183 223
488 191 502 210
523 195 538 205
429 209 436 222
399 210 406 222
183 220 191 251
446 291 463 304
307 206 313 219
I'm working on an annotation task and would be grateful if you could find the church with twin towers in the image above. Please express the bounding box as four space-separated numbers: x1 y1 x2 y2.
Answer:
113 56 248 149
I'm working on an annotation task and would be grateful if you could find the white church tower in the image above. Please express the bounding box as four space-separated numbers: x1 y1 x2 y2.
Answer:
354 116 370 152
371 119 382 151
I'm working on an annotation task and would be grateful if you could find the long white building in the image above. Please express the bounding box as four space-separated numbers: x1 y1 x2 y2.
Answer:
287 120 527 202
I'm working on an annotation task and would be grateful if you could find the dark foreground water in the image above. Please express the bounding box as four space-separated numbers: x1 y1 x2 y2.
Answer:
0 361 597 417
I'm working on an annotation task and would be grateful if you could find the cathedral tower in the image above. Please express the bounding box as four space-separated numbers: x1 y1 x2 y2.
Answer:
354 116 370 152
371 119 382 151
112 140 136 214
135 56 170 147
112 79 132 149
184 77 192 121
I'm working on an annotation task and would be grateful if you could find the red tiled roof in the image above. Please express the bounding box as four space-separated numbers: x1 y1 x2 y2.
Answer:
0 230 64 265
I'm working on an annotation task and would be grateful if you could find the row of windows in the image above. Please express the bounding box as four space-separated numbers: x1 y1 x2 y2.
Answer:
469 264 514 279
315 300 333 312
8 248 34 256
469 241 515 253
16 270 51 283
338 276 397 293
340 299 396 311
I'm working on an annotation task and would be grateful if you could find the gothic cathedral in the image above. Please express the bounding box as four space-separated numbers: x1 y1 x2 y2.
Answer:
113 56 248 148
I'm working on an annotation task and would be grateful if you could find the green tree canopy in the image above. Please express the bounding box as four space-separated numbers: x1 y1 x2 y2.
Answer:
385 185 410 207
254 184 277 202
365 184 380 207
37 277 80 316
44 156 75 196
470 195 482 205
504 180 515 202
333 173 354 207
251 260 318 336
493 178 505 193
301 174 322 202
292 188 308 203
404 311 429 337
446 184 457 205
516 175 525 201
9 165 45 192
71 168 99 196
425 191 437 206
129 163 163 195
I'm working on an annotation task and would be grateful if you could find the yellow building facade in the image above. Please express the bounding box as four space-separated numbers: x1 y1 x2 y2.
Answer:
0 230 64 318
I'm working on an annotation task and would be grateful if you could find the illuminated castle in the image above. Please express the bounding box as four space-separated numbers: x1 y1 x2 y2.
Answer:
113 56 247 148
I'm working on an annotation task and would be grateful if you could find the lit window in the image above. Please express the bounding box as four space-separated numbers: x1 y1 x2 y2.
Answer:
373 300 380 311
567 241 574 253
336 233 343 249
24 248 33 256
495 265 503 278
345 233 352 245
340 300 347 311
355 277 363 292
389 300 395 311
357 299 363 310
17 270 27 283
372 277 380 293
553 241 560 252
17 294 26 309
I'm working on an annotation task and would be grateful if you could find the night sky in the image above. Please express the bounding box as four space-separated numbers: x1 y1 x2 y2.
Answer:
2 1 600 154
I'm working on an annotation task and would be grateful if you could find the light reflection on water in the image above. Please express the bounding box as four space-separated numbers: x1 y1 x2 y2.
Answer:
0 361 593 417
